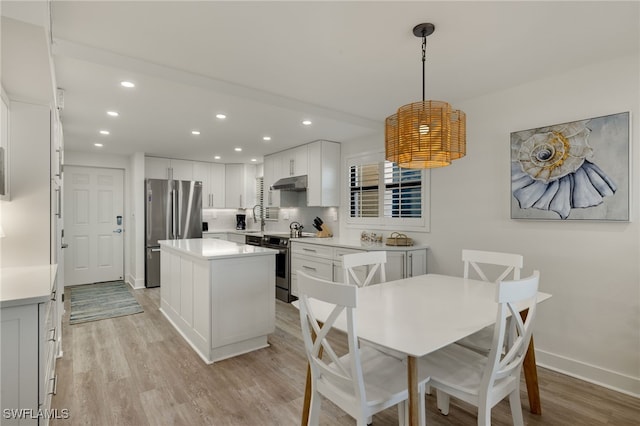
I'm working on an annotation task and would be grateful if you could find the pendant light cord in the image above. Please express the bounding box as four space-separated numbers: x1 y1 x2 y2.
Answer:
421 33 427 102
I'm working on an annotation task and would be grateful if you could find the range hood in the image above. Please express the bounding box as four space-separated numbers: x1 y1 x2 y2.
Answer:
271 175 307 191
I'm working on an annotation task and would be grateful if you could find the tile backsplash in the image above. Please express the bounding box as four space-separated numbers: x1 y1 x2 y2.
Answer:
203 207 339 236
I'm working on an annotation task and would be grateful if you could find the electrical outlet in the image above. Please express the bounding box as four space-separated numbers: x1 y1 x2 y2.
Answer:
282 210 290 220
211 211 217 219
331 211 338 221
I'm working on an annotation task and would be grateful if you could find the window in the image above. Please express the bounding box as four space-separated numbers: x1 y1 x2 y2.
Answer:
256 176 278 220
347 152 429 231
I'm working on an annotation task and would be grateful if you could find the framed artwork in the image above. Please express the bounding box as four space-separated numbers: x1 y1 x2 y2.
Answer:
511 112 629 221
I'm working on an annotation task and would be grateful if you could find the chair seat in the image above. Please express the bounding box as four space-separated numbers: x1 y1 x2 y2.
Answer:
321 346 417 409
419 344 490 395
455 326 494 354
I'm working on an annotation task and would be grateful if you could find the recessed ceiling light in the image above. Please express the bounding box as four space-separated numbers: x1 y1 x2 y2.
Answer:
214 155 221 160
120 81 135 88
99 130 110 135
302 120 312 126
107 111 119 117
216 113 227 119
234 147 242 152
191 130 201 135
94 143 103 147
250 158 257 162
263 136 271 141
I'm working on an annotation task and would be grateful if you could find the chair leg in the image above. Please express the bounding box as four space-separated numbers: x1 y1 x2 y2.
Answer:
509 390 524 426
477 404 491 426
397 401 406 426
419 383 427 426
308 391 322 426
436 389 450 415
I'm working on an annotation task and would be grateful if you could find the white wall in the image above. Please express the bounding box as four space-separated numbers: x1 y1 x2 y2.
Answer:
341 54 640 396
0 101 51 267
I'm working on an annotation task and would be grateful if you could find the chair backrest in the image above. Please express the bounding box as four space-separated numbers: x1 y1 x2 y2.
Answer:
462 249 523 282
342 251 387 287
297 271 367 406
481 271 540 393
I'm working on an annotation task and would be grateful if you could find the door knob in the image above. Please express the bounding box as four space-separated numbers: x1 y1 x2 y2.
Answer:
61 243 68 249
113 229 123 233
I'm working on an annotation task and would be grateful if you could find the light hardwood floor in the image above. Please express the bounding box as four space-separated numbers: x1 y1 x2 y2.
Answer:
51 286 639 425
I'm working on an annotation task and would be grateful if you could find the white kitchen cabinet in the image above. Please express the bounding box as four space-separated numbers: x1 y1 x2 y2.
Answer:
290 241 427 296
386 249 428 281
226 233 246 244
203 233 227 240
290 243 334 297
1 265 59 426
145 157 194 180
262 153 281 207
193 162 225 208
282 144 308 177
224 164 256 209
307 140 340 207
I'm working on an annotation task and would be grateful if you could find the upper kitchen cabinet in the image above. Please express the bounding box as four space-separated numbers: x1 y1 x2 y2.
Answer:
145 157 193 180
263 153 281 208
225 164 256 209
307 140 340 207
193 162 225 208
282 144 308 177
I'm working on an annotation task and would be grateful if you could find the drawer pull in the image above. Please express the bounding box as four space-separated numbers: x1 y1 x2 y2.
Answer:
49 328 57 342
302 248 316 252
50 289 57 301
302 265 317 271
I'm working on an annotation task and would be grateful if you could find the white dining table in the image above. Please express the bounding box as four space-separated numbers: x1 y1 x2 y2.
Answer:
298 273 552 426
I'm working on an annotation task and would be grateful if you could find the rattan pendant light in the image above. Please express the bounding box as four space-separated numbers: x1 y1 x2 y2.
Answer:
385 23 466 169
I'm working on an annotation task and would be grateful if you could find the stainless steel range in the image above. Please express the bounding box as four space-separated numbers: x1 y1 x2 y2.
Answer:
245 233 296 302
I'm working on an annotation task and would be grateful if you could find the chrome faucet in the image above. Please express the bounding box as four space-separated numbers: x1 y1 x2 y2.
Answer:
252 204 265 232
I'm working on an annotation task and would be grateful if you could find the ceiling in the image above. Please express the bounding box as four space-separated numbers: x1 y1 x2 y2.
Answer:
3 1 639 164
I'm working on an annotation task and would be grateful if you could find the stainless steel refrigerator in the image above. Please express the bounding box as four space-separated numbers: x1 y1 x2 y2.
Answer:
145 179 203 287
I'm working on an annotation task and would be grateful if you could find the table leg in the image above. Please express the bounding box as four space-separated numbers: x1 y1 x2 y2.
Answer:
301 325 323 426
301 364 312 426
520 309 542 414
408 356 419 426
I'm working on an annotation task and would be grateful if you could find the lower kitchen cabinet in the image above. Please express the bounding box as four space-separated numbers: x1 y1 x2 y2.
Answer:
290 241 427 297
203 232 228 240
1 265 59 426
386 250 428 281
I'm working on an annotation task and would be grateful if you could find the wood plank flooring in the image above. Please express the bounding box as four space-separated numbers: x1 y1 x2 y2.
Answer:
51 287 639 425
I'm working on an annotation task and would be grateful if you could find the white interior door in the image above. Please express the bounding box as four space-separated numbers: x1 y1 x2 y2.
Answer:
64 166 124 286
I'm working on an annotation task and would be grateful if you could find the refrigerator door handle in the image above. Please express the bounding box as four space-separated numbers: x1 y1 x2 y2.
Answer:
171 189 177 239
146 185 152 241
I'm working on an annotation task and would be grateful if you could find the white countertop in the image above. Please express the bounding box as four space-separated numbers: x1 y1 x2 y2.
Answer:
159 238 277 260
1 264 58 308
290 237 429 251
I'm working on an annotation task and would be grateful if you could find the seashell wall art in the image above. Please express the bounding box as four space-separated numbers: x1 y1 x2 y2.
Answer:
511 112 629 221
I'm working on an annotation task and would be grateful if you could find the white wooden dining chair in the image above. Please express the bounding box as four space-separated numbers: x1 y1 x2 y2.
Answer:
342 251 387 287
457 249 524 354
297 271 429 426
419 271 540 426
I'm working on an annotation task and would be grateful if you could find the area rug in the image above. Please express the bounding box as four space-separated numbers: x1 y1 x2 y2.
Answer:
69 280 143 325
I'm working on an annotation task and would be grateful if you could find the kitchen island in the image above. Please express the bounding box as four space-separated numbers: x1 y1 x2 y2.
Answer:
159 238 276 364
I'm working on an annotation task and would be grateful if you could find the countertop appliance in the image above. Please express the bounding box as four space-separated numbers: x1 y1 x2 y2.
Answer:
236 213 246 230
246 233 296 303
145 178 202 287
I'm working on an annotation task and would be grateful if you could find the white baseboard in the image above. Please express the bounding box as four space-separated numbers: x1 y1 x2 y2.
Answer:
126 274 145 290
536 349 640 397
